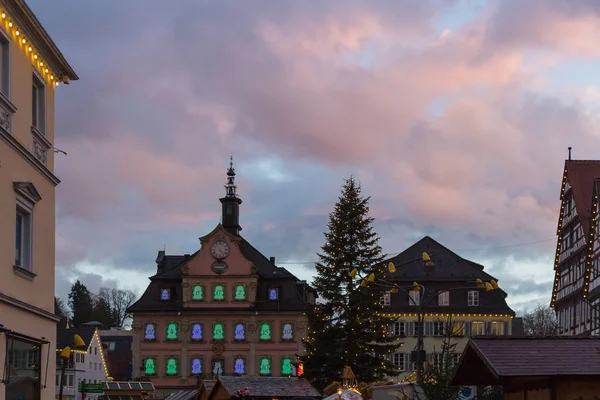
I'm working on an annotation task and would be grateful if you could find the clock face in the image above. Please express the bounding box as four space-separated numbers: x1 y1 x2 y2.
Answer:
211 240 230 259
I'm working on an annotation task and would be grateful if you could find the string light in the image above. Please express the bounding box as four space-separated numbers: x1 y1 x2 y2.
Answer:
0 8 60 86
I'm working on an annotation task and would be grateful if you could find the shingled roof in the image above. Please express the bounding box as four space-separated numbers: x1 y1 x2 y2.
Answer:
451 337 600 386
212 376 320 398
563 160 600 237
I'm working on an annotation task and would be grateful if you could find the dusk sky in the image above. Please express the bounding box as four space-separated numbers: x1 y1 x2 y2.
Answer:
33 0 600 313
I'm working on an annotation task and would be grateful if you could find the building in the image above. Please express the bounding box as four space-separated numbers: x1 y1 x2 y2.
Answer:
55 328 110 400
379 236 517 381
0 1 78 399
204 376 320 400
551 154 600 335
451 337 600 399
98 329 133 381
127 160 317 397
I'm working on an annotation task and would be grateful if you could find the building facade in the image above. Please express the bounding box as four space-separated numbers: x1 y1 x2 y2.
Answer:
379 237 516 381
98 329 133 382
0 1 77 399
55 328 110 400
128 161 317 397
551 157 600 335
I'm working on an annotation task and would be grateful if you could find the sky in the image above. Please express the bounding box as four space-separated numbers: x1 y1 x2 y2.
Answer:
29 0 600 313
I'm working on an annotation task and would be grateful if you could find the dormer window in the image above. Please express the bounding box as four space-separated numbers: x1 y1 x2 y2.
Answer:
160 288 170 301
268 288 279 301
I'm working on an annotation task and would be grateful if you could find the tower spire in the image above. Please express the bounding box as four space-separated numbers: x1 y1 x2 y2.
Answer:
568 147 572 161
220 156 242 235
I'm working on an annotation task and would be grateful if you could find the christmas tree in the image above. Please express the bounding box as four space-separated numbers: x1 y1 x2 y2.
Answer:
303 177 400 391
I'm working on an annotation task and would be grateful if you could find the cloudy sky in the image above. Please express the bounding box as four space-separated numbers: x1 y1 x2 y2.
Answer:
31 0 600 313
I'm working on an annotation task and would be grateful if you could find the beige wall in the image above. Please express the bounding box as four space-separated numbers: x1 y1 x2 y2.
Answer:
0 2 61 400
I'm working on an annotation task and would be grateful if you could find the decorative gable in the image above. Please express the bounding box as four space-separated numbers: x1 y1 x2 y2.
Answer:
13 181 42 204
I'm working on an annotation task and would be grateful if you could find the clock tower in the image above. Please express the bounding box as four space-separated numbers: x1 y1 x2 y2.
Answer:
220 156 242 236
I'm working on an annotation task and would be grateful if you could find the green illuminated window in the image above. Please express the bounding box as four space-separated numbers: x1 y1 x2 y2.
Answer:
259 323 272 341
165 357 178 375
258 357 272 376
192 285 204 301
166 323 179 340
213 285 225 301
234 285 246 300
213 323 225 341
281 357 293 376
143 357 156 375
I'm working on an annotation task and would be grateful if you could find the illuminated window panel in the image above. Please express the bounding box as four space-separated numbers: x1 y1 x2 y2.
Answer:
258 357 272 376
144 323 156 341
166 323 179 341
233 323 246 341
192 285 204 301
191 357 203 375
213 285 225 301
233 356 246 375
191 323 203 341
212 358 224 377
143 357 157 376
160 288 170 301
234 285 246 300
281 357 294 376
268 288 279 300
281 323 294 341
213 323 225 341
165 357 178 375
259 323 272 341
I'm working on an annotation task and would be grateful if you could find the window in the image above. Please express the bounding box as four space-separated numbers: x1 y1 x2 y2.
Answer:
491 321 504 335
452 353 460 366
81 354 85 364
258 357 272 375
144 323 156 341
166 323 179 340
380 291 391 306
281 323 294 341
94 347 97 355
108 342 116 351
234 285 246 300
438 291 449 306
409 290 420 306
192 285 204 301
68 375 73 387
14 182 39 274
7 336 41 400
213 285 225 301
212 358 224 376
0 33 9 96
213 323 225 341
471 322 484 336
281 357 294 376
165 357 178 375
32 72 45 134
234 323 246 341
392 353 405 370
191 357 202 375
451 322 464 336
432 321 445 336
413 322 420 337
191 323 203 341
75 353 80 363
392 321 405 336
268 288 279 300
468 290 479 306
259 323 272 341
233 357 246 375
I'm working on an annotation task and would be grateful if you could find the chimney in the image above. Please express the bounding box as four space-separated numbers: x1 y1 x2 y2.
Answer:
269 256 276 264
155 250 165 274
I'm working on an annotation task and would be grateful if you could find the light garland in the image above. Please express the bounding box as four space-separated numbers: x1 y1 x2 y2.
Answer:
0 9 60 87
95 329 113 380
551 168 568 307
378 313 513 318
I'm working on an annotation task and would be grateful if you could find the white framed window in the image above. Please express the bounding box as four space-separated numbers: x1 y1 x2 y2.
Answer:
471 321 484 336
108 342 116 351
432 321 445 336
491 321 504 335
451 321 464 336
468 290 479 306
391 352 405 370
431 353 443 369
452 353 460 366
0 31 9 96
380 291 390 306
14 182 40 275
438 291 449 306
32 71 45 134
409 290 420 306
413 322 420 337
392 321 405 336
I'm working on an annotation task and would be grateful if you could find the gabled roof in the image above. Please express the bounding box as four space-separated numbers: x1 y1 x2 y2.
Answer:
451 337 600 386
57 327 96 350
384 236 497 282
563 160 600 237
212 376 320 399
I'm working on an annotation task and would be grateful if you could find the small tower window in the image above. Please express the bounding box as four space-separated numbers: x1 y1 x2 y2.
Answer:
227 205 233 215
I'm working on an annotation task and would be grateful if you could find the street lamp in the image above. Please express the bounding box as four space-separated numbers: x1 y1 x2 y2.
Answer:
58 334 86 400
350 254 501 385
337 386 343 400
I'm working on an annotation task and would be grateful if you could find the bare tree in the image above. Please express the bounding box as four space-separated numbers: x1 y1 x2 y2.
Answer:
522 305 559 336
98 287 137 327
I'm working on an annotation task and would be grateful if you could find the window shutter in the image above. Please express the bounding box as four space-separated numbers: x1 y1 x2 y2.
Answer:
465 322 472 337
403 353 408 372
503 321 509 336
424 322 431 336
484 321 491 335
408 322 414 337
